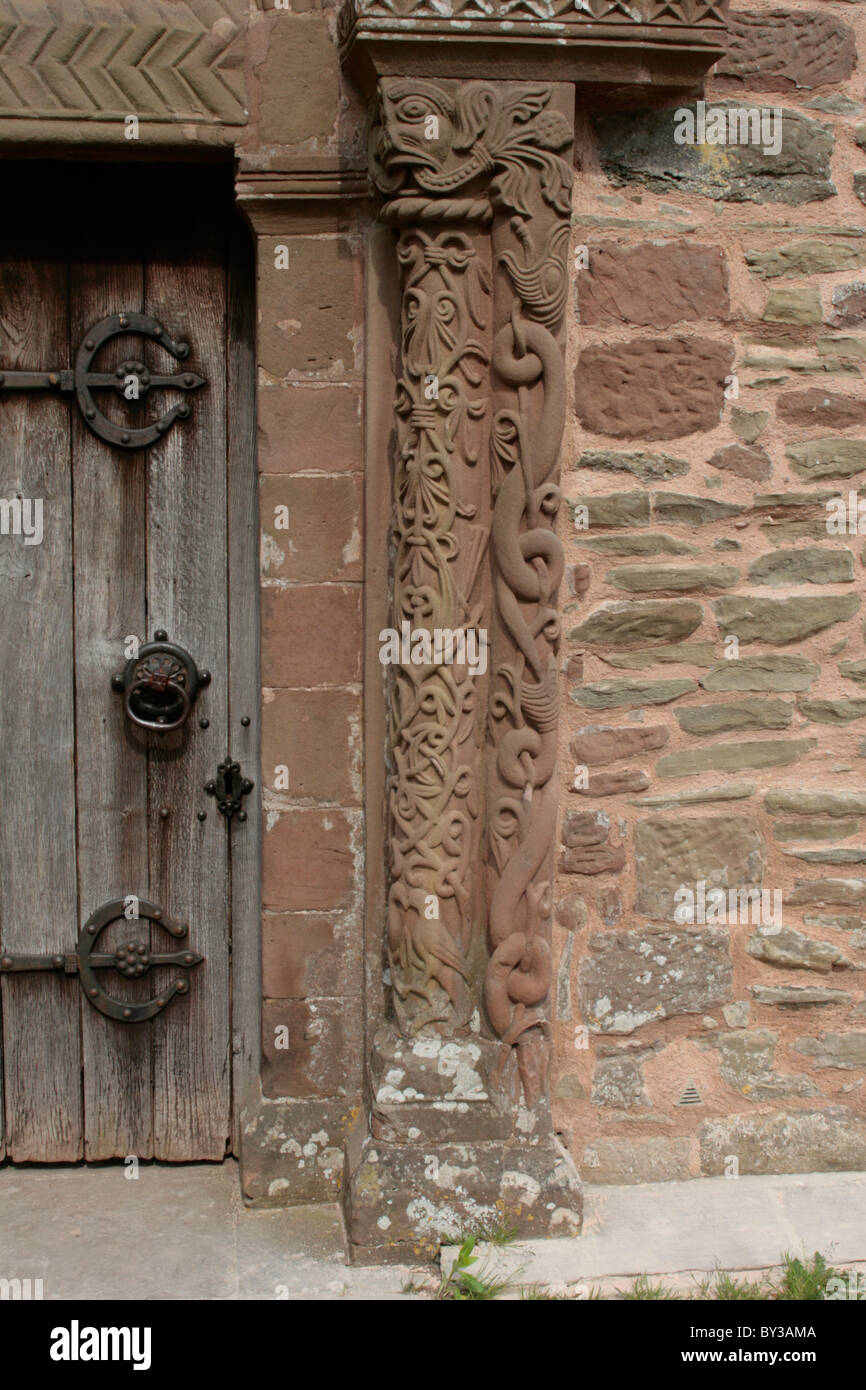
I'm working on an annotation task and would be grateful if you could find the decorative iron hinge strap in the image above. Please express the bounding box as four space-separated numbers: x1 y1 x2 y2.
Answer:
0 312 206 450
0 898 203 1023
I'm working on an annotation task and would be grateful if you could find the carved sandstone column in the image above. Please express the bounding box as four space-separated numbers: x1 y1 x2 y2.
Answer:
346 78 582 1261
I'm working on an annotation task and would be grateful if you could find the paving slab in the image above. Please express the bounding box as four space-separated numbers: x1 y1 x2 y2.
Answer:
441 1171 866 1287
0 1161 416 1300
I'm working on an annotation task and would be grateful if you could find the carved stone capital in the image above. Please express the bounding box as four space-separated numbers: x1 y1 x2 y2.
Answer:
370 78 572 225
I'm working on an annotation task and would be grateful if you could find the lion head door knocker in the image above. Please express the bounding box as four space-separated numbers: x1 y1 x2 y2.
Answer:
0 311 206 449
112 630 210 733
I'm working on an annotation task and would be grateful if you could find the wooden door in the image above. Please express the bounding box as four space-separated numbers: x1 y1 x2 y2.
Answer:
0 162 256 1162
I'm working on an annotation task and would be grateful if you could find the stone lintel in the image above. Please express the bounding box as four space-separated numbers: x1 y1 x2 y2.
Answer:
339 3 728 99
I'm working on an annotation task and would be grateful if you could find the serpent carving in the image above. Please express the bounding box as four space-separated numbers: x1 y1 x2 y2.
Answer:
372 78 571 1069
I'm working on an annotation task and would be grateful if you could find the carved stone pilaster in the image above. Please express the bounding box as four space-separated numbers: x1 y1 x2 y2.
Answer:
373 80 494 1040
486 93 572 1114
345 77 581 1263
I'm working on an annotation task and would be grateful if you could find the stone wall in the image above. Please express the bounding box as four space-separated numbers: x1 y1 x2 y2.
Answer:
556 0 866 1183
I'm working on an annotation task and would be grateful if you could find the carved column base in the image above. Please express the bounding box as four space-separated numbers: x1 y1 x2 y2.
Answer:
343 1024 583 1263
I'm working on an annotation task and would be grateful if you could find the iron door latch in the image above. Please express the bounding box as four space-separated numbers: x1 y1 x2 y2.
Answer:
0 898 203 1023
0 312 206 449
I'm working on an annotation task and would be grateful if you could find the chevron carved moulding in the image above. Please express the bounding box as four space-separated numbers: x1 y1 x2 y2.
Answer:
0 0 247 142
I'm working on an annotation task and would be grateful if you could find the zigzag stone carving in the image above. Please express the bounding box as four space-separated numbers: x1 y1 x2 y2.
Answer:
0 0 246 124
339 0 728 49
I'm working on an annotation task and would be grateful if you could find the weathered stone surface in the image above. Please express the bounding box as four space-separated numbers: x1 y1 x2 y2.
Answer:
259 18 338 146
574 769 650 798
574 340 733 440
731 407 769 443
578 241 728 327
788 878 866 906
755 488 846 513
568 600 703 647
763 286 823 325
605 564 737 593
571 679 698 709
746 239 864 278
800 697 866 724
775 819 860 841
599 886 623 925
748 547 854 585
716 10 856 92
805 913 866 931
777 388 866 429
569 492 650 529
699 1107 866 1175
745 349 858 376
807 97 862 117
794 1033 866 1068
596 106 834 205
856 173 866 208
631 783 754 809
657 738 817 779
591 1055 652 1108
830 283 866 328
579 926 732 1033
760 520 842 545
560 844 627 876
581 1136 693 1185
635 816 765 921
747 926 846 972
258 235 358 379
752 985 852 1006
562 809 610 849
601 642 717 669
712 594 860 644
675 699 792 735
347 1134 582 1260
819 335 866 362
701 653 820 692
787 848 866 864
708 1029 818 1100
578 449 689 481
765 789 866 816
555 1073 586 1100
708 442 772 482
241 1097 350 1207
786 438 866 481
840 659 866 683
653 492 744 525
575 533 697 556
571 724 669 766
557 893 588 933
723 1001 752 1029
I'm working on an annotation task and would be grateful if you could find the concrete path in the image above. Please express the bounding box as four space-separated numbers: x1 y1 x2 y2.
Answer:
2 1161 864 1298
0 1161 417 1300
443 1170 866 1294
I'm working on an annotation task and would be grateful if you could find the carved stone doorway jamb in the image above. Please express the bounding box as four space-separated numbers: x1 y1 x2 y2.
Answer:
346 77 582 1263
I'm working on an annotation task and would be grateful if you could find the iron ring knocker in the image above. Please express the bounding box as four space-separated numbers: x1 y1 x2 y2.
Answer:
112 630 210 733
78 898 204 1024
75 311 206 449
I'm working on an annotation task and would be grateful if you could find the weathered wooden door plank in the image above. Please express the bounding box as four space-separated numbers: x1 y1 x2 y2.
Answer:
0 209 84 1160
146 171 231 1160
226 214 260 1156
70 198 153 1160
